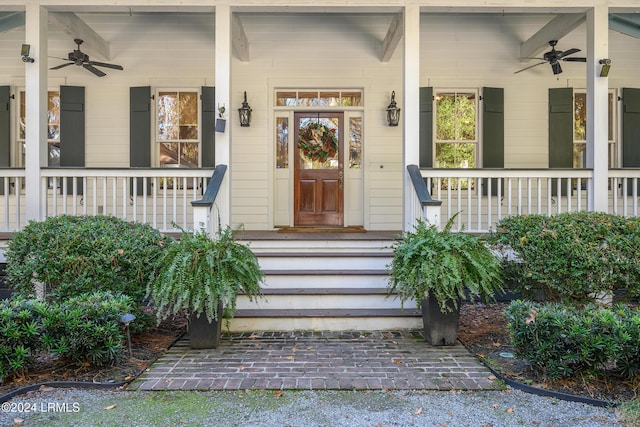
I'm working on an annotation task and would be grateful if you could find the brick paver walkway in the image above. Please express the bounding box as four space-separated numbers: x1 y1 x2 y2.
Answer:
129 331 501 391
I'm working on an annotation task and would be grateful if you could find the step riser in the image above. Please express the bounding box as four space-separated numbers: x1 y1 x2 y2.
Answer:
262 275 389 289
236 294 416 310
257 256 391 270
229 317 422 331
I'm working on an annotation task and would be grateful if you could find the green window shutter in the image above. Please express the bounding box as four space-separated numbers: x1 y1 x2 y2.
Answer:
482 87 504 195
622 88 640 167
60 86 85 195
201 87 216 168
419 87 433 168
0 86 10 195
548 87 573 196
130 86 151 195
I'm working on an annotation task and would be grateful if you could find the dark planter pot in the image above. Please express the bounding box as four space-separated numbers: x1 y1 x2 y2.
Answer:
188 303 223 349
422 297 461 346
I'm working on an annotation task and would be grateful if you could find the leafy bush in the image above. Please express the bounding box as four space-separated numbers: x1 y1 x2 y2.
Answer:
6 215 170 305
387 216 503 313
0 298 48 380
147 226 264 324
45 292 134 366
505 300 640 379
0 292 134 380
491 212 640 303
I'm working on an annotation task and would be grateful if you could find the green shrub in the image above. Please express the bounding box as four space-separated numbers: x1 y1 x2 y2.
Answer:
0 298 48 380
5 215 171 306
504 300 640 379
46 292 134 366
491 212 640 303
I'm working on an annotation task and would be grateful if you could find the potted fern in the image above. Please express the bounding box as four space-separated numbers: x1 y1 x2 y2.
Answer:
146 226 264 349
387 215 503 345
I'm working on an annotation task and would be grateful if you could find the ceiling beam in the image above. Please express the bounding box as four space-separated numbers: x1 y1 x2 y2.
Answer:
381 13 403 62
609 13 640 39
232 13 250 62
0 12 25 34
519 13 586 61
48 12 110 61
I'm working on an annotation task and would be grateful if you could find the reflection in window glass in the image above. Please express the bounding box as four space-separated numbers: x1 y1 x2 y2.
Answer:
276 92 298 107
157 90 200 167
349 117 362 168
276 117 289 168
434 90 477 174
319 91 340 107
573 91 616 168
19 91 60 166
341 92 362 107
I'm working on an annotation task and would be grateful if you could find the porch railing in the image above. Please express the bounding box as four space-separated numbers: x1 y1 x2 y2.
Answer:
0 167 216 233
415 167 640 233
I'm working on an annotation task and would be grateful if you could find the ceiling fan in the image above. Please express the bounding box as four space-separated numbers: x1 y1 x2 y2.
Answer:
50 39 123 77
514 40 586 75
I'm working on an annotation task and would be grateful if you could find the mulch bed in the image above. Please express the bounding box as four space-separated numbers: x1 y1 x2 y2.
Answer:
458 302 639 403
1 303 637 403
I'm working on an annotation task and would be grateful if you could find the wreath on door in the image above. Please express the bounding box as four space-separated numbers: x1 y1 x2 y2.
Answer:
297 122 338 163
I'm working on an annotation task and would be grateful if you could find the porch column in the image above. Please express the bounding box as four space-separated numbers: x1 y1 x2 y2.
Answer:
24 4 48 222
215 4 232 228
586 5 609 212
403 4 421 231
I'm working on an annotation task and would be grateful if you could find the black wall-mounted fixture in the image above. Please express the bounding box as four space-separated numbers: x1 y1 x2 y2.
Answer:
386 91 401 127
21 44 34 63
238 91 252 127
599 59 611 77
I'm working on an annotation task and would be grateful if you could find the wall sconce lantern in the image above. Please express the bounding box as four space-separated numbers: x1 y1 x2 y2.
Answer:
238 91 252 127
386 91 401 127
599 59 611 77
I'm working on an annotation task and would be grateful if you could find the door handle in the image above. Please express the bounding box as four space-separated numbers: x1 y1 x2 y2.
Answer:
338 170 344 189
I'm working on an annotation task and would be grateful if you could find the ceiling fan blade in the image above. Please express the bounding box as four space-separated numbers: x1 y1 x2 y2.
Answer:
551 61 563 75
50 62 74 70
514 61 546 74
563 57 587 62
558 48 581 59
83 63 106 77
88 61 124 71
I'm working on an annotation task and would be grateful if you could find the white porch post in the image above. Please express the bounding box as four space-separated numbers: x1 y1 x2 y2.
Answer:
215 4 232 229
586 5 609 212
403 5 421 232
24 5 48 222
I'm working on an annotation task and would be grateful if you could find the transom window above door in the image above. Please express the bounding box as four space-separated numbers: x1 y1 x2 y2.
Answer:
275 90 362 107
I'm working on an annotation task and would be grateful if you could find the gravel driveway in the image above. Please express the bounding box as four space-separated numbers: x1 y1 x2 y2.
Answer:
0 387 622 427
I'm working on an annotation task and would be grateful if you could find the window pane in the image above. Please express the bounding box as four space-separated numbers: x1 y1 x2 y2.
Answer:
573 142 586 168
298 91 318 107
48 92 60 141
160 142 179 166
349 117 362 168
49 142 60 167
276 117 288 169
180 143 199 168
158 92 178 140
574 92 586 141
319 91 340 107
435 93 456 141
276 92 298 107
435 142 475 168
608 93 614 141
341 92 362 107
457 93 476 141
179 125 198 140
179 92 198 125
19 91 25 140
